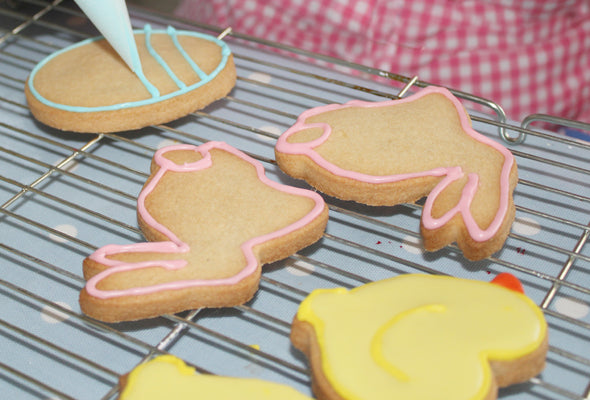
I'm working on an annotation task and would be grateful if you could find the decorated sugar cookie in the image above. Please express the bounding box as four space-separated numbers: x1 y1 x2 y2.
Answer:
275 86 518 260
118 355 312 399
25 25 236 133
80 141 328 322
291 273 547 400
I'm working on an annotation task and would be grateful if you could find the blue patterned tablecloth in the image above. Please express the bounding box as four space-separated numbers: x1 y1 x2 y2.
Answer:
0 3 589 399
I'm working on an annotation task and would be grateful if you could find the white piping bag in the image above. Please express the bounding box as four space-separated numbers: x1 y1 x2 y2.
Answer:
73 0 140 72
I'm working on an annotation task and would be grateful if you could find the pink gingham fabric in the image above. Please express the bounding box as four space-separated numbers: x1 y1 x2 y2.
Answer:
176 0 590 124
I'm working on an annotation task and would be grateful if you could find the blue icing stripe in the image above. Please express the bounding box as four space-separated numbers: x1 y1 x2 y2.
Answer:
132 56 160 98
144 24 186 90
127 26 160 98
27 25 231 113
168 26 207 81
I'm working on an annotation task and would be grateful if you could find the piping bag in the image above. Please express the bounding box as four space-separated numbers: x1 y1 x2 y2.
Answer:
73 0 141 72
73 0 159 95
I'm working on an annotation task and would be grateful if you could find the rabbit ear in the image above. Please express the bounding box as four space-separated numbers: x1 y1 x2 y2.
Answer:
83 241 188 277
82 241 190 296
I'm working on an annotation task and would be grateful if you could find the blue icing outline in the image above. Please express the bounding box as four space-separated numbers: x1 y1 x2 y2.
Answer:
27 25 231 113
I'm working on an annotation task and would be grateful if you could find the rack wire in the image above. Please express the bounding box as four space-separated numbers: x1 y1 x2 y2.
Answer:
1 1 589 399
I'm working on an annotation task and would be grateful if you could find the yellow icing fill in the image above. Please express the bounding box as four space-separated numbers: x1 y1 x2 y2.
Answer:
296 274 547 400
120 355 312 399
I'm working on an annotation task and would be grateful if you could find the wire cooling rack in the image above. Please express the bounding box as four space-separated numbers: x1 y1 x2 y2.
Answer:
1 1 589 399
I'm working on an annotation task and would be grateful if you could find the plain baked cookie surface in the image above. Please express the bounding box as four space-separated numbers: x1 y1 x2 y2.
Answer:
291 273 548 400
25 26 236 133
275 86 518 260
80 141 328 322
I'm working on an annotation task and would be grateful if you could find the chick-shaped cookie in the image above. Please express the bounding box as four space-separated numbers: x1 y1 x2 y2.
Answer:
80 141 328 322
275 86 517 260
118 355 312 399
291 273 547 400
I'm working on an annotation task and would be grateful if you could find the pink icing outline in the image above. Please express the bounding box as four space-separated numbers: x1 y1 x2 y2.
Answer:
275 86 515 242
85 141 326 299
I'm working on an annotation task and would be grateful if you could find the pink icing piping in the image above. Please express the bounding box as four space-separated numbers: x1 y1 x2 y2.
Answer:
275 86 514 242
85 141 326 299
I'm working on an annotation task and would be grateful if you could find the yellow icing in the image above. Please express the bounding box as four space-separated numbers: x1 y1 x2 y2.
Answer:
296 274 547 400
120 355 312 399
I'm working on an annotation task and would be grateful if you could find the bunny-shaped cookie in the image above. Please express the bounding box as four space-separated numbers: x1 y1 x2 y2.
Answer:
80 142 328 322
275 86 517 260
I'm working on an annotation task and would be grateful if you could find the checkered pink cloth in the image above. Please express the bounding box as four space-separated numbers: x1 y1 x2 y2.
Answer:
176 0 590 124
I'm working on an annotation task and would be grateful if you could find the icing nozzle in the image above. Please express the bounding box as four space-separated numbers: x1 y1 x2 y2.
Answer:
73 0 140 72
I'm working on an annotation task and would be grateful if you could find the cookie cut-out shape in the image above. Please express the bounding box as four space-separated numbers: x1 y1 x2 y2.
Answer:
118 355 313 399
291 274 547 400
25 25 236 133
80 141 328 322
275 86 517 260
